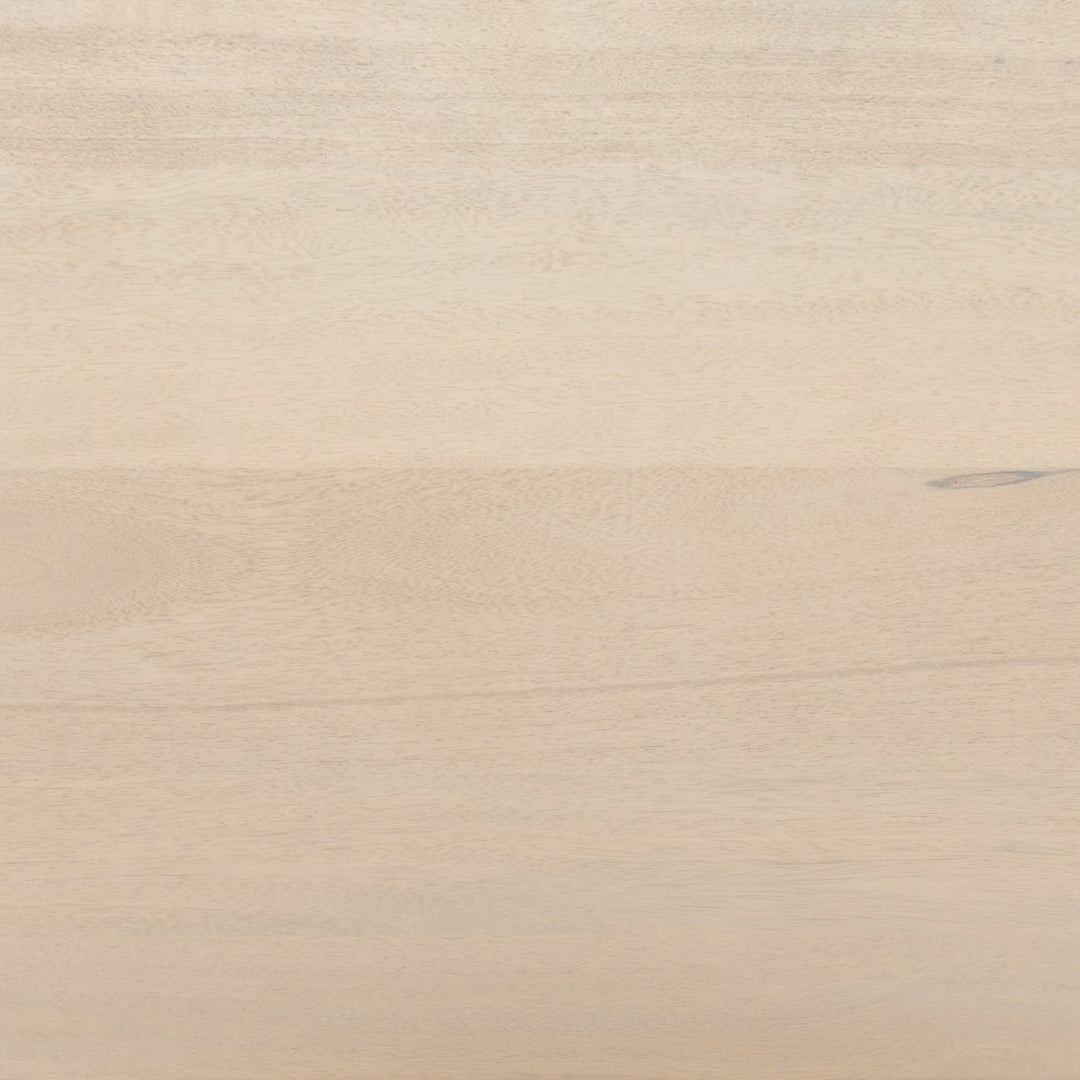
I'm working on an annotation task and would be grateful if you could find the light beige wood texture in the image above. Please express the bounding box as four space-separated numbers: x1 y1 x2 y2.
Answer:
4 469 1080 1078
3 0 1080 466
4 0 1080 1077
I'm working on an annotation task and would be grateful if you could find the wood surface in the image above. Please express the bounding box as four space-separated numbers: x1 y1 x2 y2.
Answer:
3 0 1080 1077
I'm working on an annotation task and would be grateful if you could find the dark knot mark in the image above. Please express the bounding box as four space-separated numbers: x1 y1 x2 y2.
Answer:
928 470 1057 490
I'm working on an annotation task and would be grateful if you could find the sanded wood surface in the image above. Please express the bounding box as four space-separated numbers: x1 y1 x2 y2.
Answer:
4 469 1080 1078
4 0 1080 1077
3 0 1080 467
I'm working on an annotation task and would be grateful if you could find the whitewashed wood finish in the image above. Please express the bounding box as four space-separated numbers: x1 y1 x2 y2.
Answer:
3 0 1080 466
3 0 1080 1076
4 469 1080 1078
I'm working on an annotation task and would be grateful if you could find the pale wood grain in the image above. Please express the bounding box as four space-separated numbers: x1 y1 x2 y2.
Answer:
4 468 1080 1078
4 0 1080 1074
3 0 1080 466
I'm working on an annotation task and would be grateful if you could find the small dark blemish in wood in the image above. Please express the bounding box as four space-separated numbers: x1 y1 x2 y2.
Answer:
928 470 1052 490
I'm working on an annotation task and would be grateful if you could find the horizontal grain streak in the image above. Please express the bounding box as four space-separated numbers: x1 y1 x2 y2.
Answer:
8 654 1078 712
